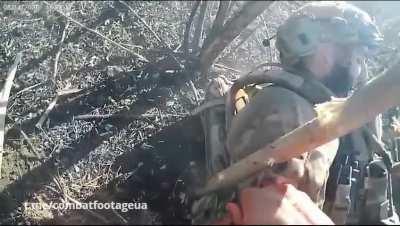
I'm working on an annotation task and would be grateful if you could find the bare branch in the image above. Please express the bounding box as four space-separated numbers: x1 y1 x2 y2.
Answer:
189 80 200 104
73 112 185 121
53 21 70 82
35 96 59 129
19 129 41 159
213 1 231 32
183 1 201 58
230 22 260 54
203 0 231 49
191 1 208 54
199 1 274 77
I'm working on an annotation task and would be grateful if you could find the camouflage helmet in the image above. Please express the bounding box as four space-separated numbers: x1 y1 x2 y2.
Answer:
276 2 383 66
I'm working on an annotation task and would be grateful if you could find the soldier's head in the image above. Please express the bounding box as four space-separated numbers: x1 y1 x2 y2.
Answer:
276 2 382 97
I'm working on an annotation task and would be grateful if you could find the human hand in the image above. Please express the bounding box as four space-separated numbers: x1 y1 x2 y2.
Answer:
214 177 334 225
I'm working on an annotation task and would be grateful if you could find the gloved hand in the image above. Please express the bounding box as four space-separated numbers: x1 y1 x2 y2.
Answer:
214 177 334 225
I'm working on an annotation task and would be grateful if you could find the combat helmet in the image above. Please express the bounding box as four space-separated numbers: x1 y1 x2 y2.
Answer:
276 2 383 66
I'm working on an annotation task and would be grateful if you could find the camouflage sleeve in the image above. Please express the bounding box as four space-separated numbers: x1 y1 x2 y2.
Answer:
227 86 337 162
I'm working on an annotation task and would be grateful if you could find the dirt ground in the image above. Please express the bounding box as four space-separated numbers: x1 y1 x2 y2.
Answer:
0 1 399 225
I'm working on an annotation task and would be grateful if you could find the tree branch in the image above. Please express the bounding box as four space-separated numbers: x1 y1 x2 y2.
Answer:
191 0 208 54
53 21 70 82
183 1 201 58
203 0 231 50
229 22 260 55
199 1 274 77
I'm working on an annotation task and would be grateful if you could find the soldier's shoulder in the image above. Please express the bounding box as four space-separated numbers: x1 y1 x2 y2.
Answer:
230 85 317 137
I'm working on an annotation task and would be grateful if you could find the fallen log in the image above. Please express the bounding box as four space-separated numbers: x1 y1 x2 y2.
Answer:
195 60 400 196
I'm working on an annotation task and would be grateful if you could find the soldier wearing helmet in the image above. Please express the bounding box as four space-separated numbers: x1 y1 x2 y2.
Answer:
275 2 382 97
193 1 399 225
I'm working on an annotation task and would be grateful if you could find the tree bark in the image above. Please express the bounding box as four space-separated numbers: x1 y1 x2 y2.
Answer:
199 1 274 77
196 60 400 196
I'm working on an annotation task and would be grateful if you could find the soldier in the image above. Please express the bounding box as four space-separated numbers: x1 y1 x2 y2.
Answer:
192 1 399 225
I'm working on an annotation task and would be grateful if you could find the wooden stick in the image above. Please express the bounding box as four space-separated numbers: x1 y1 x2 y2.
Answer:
196 60 400 196
53 21 70 81
0 52 22 178
42 2 148 63
35 96 59 129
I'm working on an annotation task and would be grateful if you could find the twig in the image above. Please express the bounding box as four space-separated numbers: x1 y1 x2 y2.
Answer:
73 112 186 121
0 52 22 178
214 63 242 74
53 21 70 82
73 113 115 120
190 98 225 116
19 129 41 159
43 1 148 63
57 88 82 97
35 96 59 129
189 80 200 105
191 1 208 54
11 82 45 98
183 1 201 57
118 1 169 49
